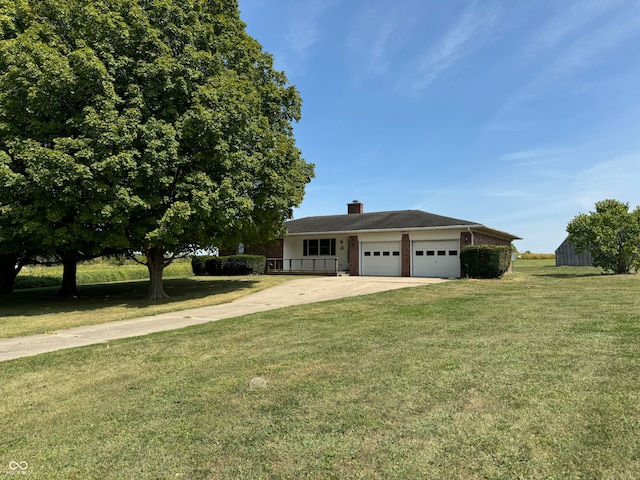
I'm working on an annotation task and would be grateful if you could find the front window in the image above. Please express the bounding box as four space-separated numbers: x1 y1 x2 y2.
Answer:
303 238 336 256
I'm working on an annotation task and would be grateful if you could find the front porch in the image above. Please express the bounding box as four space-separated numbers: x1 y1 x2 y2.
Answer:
266 258 341 276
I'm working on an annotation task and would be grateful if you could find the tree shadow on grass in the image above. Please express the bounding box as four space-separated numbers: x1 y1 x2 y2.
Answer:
535 272 604 279
531 266 603 279
3 277 260 317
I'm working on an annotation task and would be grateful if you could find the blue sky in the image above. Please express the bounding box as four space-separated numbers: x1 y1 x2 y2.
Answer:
238 0 640 253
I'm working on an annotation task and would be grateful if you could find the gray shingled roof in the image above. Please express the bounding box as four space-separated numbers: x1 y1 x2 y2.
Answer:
285 210 479 234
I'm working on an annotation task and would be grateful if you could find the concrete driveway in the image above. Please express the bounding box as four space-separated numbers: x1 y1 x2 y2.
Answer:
0 276 449 362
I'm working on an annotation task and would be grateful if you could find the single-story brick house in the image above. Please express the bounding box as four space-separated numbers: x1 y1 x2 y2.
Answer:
267 201 521 278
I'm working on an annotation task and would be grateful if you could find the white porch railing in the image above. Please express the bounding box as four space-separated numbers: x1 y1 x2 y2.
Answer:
266 258 339 275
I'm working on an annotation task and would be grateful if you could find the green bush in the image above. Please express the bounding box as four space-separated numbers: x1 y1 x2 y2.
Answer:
191 256 210 276
191 255 266 276
461 245 512 279
224 255 266 275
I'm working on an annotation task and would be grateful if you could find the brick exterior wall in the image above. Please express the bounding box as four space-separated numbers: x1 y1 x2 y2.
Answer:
402 233 411 277
348 235 359 275
459 231 514 272
254 239 285 258
460 231 511 248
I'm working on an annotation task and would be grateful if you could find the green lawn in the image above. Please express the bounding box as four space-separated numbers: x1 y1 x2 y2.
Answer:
1 270 295 338
1 260 639 479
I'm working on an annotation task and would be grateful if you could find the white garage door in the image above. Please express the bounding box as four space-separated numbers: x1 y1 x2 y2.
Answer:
413 240 460 278
361 242 402 276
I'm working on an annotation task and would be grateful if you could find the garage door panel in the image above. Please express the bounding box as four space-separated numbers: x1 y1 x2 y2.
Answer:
361 242 402 276
413 240 459 278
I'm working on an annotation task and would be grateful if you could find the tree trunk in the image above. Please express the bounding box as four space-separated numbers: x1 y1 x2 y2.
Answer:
0 253 20 295
56 255 79 298
145 247 169 300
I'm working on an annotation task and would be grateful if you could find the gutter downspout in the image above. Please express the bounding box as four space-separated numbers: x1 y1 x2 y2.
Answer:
467 227 475 246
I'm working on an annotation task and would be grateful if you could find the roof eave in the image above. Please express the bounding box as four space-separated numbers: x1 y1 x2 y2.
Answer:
285 224 486 236
471 226 522 241
285 225 522 241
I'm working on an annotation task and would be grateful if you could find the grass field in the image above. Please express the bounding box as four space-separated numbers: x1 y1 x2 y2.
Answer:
14 258 196 289
1 260 639 479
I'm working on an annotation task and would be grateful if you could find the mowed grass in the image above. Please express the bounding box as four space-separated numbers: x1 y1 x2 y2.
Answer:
1 260 640 479
1 261 295 338
15 258 196 289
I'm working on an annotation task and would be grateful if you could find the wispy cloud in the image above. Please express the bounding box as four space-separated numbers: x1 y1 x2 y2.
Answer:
528 0 632 53
348 3 420 76
488 0 640 127
360 16 406 75
483 118 531 133
543 7 640 82
571 153 640 210
285 0 341 58
500 147 567 167
500 148 560 161
491 151 640 247
410 2 502 92
484 189 538 200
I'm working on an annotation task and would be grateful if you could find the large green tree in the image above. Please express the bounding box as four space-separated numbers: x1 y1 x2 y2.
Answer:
567 199 640 274
0 0 314 299
0 0 144 295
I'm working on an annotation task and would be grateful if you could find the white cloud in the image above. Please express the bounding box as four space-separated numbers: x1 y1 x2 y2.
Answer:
528 0 634 53
483 118 531 133
484 189 538 200
546 9 640 80
499 1 640 116
485 1 640 132
570 154 640 211
347 3 420 76
410 1 502 91
363 16 407 75
504 152 640 251
499 148 569 167
285 0 342 58
500 148 563 162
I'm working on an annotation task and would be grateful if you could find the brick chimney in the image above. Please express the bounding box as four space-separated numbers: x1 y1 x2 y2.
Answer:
348 200 363 214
